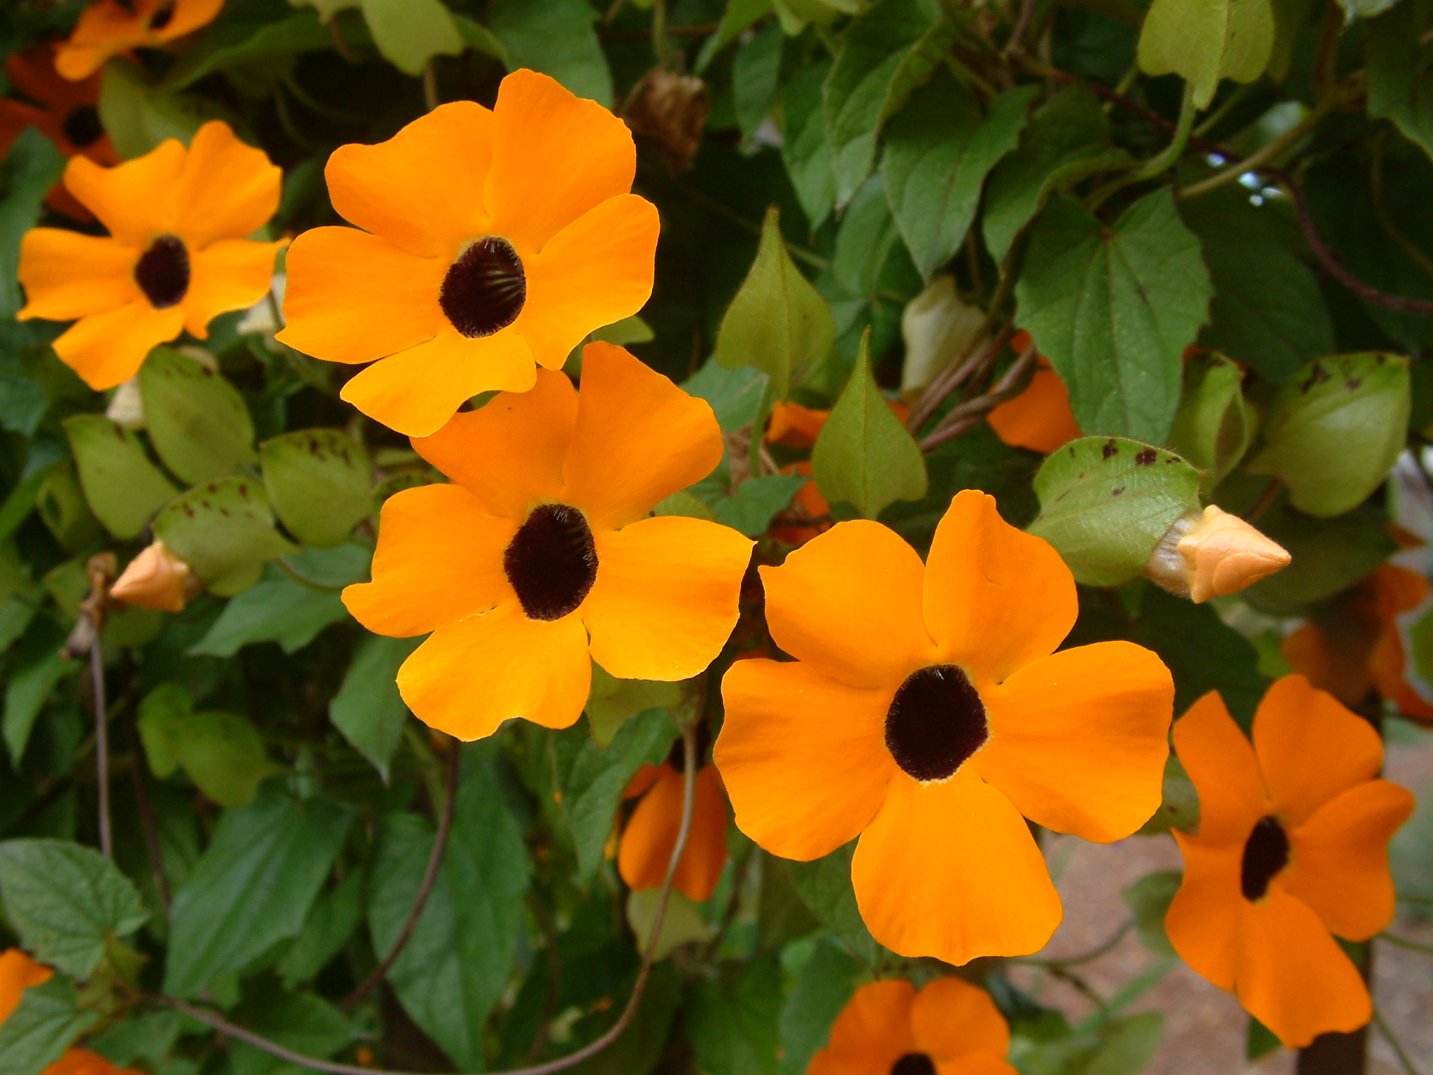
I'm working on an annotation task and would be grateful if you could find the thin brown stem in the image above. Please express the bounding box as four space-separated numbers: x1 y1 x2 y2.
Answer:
91 634 112 859
1015 918 1134 968
907 324 1016 435
918 340 1037 452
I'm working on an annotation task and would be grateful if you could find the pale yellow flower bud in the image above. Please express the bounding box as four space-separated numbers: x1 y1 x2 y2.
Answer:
1146 505 1291 603
110 541 200 613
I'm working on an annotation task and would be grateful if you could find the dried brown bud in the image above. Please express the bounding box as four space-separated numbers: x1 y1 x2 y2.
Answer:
623 69 709 175
110 541 200 613
1146 505 1291 603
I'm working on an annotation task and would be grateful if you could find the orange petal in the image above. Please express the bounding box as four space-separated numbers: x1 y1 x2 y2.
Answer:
339 327 536 438
17 229 139 320
922 491 1076 681
513 194 659 370
485 69 635 252
413 369 578 518
173 121 281 247
395 601 590 740
1281 621 1373 710
0 948 52 1025
154 0 226 42
986 360 1081 454
715 658 895 861
821 979 919 1069
341 483 516 638
52 302 184 389
42 1048 143 1075
582 516 752 681
935 1055 1021 1075
910 977 1011 1062
326 101 494 259
277 226 446 364
619 765 729 903
975 641 1173 842
561 342 723 530
765 400 829 448
183 239 284 337
1165 832 1243 990
1236 887 1371 1048
1281 779 1414 940
1252 675 1383 825
851 771 1063 964
61 141 185 245
1171 691 1267 844
759 520 935 690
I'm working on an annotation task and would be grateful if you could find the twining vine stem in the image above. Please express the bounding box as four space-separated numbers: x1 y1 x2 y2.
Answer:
91 633 113 859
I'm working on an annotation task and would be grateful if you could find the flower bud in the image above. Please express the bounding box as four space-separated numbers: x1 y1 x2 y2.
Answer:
1146 505 1291 603
110 541 200 613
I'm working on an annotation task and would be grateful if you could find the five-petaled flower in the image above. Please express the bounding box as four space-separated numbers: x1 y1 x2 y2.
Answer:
343 342 753 741
619 736 729 903
55 0 226 81
714 490 1175 965
17 119 284 389
1165 675 1414 1047
278 68 660 438
0 949 142 1075
807 976 1018 1075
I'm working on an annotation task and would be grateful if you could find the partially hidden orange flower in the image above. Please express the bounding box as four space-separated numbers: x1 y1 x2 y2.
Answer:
343 342 754 740
1165 676 1415 1047
17 119 284 389
985 331 1081 454
0 949 140 1075
1283 564 1433 724
807 977 1017 1075
278 69 660 438
55 0 225 81
619 747 730 902
714 490 1175 965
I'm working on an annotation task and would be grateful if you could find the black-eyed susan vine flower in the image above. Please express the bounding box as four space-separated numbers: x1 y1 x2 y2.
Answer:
1165 676 1414 1047
17 119 284 389
1 949 141 1075
54 0 225 81
278 68 660 438
343 342 753 741
807 977 1018 1075
714 490 1175 966
619 740 729 903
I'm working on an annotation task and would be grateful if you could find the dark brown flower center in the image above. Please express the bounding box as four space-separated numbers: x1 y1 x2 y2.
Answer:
439 236 526 338
148 3 175 31
503 503 597 621
134 235 190 309
61 106 103 149
1240 815 1290 902
891 1054 936 1075
885 664 988 782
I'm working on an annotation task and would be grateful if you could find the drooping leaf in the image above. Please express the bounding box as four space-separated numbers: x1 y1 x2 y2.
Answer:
1367 0 1433 163
330 634 420 779
780 62 837 229
260 429 372 548
63 416 178 539
139 348 256 484
152 476 297 597
1137 0 1276 108
1015 190 1212 443
733 22 785 141
357 0 463 76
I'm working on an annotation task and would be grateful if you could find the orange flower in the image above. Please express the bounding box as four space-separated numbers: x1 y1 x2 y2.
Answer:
1165 676 1414 1047
986 331 1081 454
807 977 1017 1075
619 749 730 902
714 490 1174 965
1283 564 1433 724
17 119 284 389
278 69 660 437
0 949 139 1075
55 0 225 81
343 342 754 741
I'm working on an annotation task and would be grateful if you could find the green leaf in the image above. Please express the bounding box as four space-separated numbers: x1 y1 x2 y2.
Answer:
1028 436 1202 587
626 887 711 959
189 572 347 656
276 871 365 989
1166 354 1253 485
733 23 784 141
161 10 334 90
778 940 865 1075
585 666 683 747
1015 190 1212 443
228 991 359 1075
830 174 901 299
821 0 955 204
330 634 419 779
1368 0 1433 162
139 348 256 484
137 685 278 808
774 0 863 33
153 476 297 597
0 977 97 1075
98 60 227 158
1123 871 1180 956
812 332 928 518
358 0 463 75
487 0 612 105
1246 353 1411 517
36 463 101 552
1137 0 1275 108
715 207 835 400
0 367 46 438
689 954 783 1075
982 85 1132 261
260 429 372 548
3 633 74 766
164 786 352 997
1074 1013 1164 1075
1127 588 1264 723
1242 500 1398 613
780 62 837 229
63 416 179 539
0 839 148 978
0 128 64 320
882 77 1036 278
696 0 771 71
368 768 529 1068
788 844 879 965
711 474 808 536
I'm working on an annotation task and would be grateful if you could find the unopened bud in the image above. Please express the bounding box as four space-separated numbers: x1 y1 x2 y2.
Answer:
110 541 200 613
1146 505 1291 603
105 377 145 430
